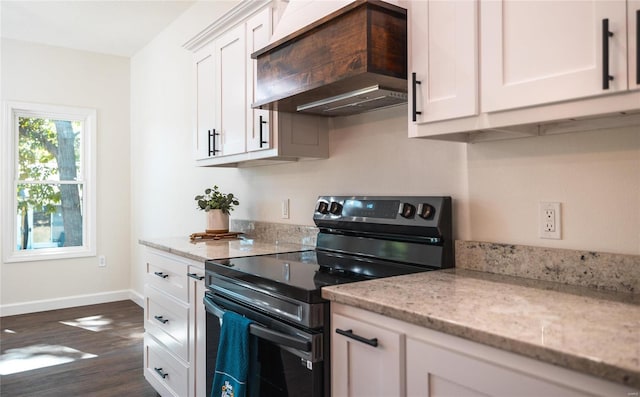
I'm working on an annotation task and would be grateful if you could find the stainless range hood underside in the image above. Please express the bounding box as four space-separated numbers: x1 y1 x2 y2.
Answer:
296 85 408 116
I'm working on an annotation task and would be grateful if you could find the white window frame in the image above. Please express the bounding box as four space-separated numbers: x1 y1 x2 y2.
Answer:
2 101 97 263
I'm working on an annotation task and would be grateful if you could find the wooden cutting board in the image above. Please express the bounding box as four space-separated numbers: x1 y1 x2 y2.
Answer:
189 231 243 241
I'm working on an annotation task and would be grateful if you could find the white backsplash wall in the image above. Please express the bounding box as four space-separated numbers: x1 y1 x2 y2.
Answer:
467 126 639 256
237 107 470 229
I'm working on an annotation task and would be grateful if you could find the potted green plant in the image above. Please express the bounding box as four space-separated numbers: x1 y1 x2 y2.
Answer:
194 185 239 233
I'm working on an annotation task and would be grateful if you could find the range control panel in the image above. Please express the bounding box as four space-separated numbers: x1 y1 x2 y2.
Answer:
313 196 452 236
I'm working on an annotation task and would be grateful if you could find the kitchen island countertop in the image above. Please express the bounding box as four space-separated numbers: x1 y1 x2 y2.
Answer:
322 268 640 389
139 236 312 262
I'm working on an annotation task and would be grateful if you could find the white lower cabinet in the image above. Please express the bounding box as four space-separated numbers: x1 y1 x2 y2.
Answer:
143 248 206 397
331 303 636 397
331 312 404 397
406 338 588 397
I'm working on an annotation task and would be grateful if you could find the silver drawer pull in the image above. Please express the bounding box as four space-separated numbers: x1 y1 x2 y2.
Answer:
153 271 168 279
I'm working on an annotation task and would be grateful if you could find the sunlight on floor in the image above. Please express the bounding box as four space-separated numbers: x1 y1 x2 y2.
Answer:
0 344 98 375
59 315 113 332
129 331 145 339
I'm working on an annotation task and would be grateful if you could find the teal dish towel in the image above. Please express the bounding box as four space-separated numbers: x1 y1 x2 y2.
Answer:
212 311 253 397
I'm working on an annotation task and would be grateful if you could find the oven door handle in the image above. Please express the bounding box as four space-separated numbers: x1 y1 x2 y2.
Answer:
204 296 312 353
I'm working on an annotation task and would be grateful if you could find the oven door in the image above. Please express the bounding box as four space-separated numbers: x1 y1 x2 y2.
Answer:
204 293 327 397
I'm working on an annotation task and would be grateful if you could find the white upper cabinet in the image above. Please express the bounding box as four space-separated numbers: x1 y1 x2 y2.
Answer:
186 1 329 167
408 0 640 142
481 0 628 112
406 0 477 124
245 8 272 153
215 24 247 156
630 0 640 90
194 43 216 161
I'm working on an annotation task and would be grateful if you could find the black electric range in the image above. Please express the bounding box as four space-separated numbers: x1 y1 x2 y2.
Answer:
206 196 453 304
203 196 454 397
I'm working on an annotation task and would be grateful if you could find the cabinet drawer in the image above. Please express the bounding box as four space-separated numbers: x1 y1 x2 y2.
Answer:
145 285 189 361
144 335 189 397
145 251 189 302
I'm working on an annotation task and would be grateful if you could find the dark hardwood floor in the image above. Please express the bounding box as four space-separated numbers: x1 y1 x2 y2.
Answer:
0 300 158 397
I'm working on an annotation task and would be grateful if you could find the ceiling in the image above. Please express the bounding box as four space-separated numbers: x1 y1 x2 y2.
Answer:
1 0 195 57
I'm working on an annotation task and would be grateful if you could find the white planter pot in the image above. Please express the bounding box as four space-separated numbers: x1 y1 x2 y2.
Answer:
206 210 229 234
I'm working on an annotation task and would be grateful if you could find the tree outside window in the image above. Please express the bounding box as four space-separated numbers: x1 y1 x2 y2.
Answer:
3 102 96 262
17 117 83 250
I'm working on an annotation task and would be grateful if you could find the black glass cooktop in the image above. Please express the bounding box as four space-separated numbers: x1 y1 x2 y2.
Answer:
205 250 434 303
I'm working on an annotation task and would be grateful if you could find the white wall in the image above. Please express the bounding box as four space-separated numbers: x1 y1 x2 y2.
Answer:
0 39 131 312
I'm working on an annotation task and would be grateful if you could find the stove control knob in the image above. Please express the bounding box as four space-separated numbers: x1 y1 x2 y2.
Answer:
399 203 416 218
316 201 329 214
329 201 343 215
418 203 435 219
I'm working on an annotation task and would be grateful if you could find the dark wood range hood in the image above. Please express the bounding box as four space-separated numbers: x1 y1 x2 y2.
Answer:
251 0 407 117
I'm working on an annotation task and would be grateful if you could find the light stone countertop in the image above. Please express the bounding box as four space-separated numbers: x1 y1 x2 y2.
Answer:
139 236 312 262
321 269 640 389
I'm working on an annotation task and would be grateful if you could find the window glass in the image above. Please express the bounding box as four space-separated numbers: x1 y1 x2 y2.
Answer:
18 118 82 181
3 102 95 262
16 184 84 250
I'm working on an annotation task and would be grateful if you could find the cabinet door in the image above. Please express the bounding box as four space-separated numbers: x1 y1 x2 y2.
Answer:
630 0 640 90
407 0 477 124
481 0 627 112
194 43 216 161
246 8 272 152
187 267 207 397
215 24 246 156
332 313 404 397
406 337 588 397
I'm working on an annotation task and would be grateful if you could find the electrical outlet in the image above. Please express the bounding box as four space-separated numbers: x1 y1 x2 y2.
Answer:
281 199 290 219
98 255 107 267
539 202 561 239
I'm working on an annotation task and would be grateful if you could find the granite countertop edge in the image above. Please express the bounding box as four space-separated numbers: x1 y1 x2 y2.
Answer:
139 236 313 262
321 270 640 389
139 239 209 262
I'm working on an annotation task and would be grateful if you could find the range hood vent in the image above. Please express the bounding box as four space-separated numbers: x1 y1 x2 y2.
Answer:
251 0 407 117
296 85 407 116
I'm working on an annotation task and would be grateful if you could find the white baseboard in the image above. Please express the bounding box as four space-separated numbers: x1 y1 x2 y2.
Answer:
128 289 144 308
0 289 142 317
